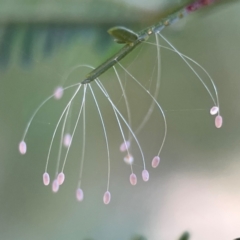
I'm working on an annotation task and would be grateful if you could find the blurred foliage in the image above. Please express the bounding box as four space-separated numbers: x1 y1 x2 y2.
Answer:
0 0 195 69
0 0 236 69
178 232 190 240
83 231 190 240
0 0 194 24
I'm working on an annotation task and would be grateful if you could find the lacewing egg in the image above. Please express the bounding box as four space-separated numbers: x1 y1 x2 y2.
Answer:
215 115 223 128
57 172 65 185
53 86 64 100
103 191 111 204
210 106 219 115
76 188 84 202
119 141 130 152
152 156 160 168
124 154 134 165
43 172 50 186
19 141 27 155
130 173 137 186
142 170 149 182
52 179 59 193
63 133 72 147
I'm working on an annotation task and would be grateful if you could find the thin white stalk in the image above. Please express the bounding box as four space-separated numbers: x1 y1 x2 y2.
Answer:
118 62 167 157
158 33 218 108
89 85 111 191
134 33 162 136
22 83 81 141
113 66 132 141
61 85 87 172
55 103 71 177
45 84 82 172
77 92 86 188
96 80 146 170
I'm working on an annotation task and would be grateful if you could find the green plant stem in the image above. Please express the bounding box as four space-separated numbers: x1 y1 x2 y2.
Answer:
81 0 218 84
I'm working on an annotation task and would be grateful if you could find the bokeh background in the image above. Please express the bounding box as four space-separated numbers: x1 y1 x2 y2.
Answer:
0 0 240 239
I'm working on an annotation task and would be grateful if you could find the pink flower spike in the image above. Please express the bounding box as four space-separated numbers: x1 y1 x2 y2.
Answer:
142 169 149 182
53 86 64 100
119 141 130 152
19 141 27 155
124 154 134 165
210 106 219 115
57 172 65 185
152 156 160 168
52 179 59 193
76 188 84 202
215 115 223 128
103 191 111 204
43 172 50 186
130 173 137 186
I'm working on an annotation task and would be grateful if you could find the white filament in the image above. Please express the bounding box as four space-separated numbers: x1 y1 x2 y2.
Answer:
76 89 86 190
113 66 132 141
21 82 81 142
55 104 71 178
45 85 82 173
158 33 219 108
96 80 146 170
118 62 167 157
89 85 111 192
61 85 87 172
134 33 162 137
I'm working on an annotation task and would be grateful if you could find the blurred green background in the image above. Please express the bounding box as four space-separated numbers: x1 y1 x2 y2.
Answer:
0 0 240 239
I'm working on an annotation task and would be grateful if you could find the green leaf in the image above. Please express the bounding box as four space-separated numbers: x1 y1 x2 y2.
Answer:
108 26 138 44
179 232 190 240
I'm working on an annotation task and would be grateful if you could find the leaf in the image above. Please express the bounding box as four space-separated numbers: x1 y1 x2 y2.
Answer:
179 232 190 240
108 26 138 44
